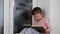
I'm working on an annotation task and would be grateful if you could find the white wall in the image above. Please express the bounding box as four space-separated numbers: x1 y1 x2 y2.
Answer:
50 0 60 34
33 0 60 34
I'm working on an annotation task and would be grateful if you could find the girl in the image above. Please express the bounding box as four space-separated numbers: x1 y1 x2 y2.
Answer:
32 7 52 34
19 7 52 34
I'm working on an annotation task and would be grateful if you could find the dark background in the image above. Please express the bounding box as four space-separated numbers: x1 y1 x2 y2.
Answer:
14 0 32 33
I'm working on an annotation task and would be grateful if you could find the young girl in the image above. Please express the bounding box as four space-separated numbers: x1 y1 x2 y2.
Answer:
32 7 52 34
19 7 52 34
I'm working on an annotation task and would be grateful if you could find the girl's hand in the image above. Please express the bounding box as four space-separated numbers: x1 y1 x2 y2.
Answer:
45 28 51 34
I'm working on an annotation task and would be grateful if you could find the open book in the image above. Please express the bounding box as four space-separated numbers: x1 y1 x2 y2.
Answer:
22 24 42 27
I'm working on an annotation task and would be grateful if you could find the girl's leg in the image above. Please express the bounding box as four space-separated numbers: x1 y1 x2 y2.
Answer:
19 28 28 34
25 28 42 34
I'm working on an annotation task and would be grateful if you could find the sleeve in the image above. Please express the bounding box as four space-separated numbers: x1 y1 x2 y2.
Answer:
44 18 52 33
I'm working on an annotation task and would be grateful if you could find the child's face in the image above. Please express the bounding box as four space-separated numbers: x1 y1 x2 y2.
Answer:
34 12 42 21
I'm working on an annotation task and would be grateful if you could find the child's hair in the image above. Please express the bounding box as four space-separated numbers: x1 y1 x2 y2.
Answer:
32 7 43 15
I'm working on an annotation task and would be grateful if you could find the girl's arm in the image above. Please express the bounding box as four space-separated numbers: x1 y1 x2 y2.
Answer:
44 18 52 33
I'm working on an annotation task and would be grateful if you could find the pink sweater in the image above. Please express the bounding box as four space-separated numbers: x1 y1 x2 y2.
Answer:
32 17 52 34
